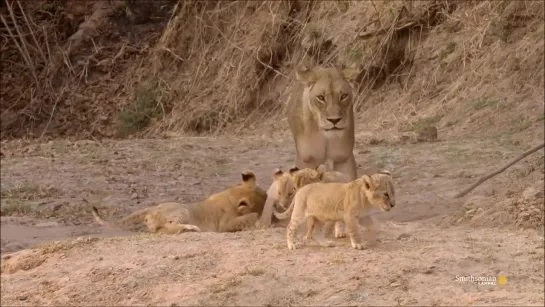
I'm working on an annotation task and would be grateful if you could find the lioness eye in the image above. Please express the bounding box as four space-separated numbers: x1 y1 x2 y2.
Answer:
340 93 348 100
383 192 389 198
316 95 325 101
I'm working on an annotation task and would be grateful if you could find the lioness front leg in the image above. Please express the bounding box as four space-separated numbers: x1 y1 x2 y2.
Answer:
219 212 259 232
334 156 357 182
344 213 365 250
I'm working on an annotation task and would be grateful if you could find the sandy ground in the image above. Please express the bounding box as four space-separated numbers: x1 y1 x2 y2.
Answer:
1 133 544 306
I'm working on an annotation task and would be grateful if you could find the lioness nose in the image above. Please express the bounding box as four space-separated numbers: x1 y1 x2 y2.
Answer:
327 117 342 125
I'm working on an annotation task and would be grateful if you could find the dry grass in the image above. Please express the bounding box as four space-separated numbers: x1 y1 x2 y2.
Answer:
0 0 543 140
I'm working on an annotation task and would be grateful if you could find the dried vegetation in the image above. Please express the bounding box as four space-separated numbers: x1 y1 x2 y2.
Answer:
1 0 542 140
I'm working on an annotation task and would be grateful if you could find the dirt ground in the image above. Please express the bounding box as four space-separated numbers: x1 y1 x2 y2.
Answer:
1 131 544 306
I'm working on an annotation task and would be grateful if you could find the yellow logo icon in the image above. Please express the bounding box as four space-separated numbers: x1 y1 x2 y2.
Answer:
498 275 508 285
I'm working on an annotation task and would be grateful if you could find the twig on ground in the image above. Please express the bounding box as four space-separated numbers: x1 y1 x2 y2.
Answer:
454 142 545 198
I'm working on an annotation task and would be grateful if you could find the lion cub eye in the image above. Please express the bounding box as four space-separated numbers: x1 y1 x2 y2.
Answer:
316 95 325 101
340 93 348 100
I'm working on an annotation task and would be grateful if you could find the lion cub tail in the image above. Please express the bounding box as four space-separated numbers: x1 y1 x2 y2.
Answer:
91 206 151 230
273 197 296 220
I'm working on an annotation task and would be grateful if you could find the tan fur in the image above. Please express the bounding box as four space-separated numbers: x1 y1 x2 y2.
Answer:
91 170 267 233
277 171 396 250
270 63 360 235
271 164 351 237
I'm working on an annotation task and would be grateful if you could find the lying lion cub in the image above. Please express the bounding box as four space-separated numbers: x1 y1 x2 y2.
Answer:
274 170 395 250
92 170 267 234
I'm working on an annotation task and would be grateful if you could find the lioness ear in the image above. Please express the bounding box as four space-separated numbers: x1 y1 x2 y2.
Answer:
295 64 317 86
288 167 299 175
241 170 257 187
273 168 284 180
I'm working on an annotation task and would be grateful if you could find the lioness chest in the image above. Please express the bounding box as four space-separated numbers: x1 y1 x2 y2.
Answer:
296 132 352 167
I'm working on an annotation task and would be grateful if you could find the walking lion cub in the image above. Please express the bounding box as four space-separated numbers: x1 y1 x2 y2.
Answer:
274 171 395 250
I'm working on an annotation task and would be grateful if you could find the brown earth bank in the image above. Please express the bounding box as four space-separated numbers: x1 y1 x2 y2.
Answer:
1 0 543 140
0 0 544 305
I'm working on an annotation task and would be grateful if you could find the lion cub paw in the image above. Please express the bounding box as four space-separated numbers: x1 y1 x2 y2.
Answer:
334 231 346 238
184 225 201 232
287 241 299 250
351 242 365 250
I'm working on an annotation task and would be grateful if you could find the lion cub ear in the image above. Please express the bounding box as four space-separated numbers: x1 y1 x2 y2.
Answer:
273 168 284 180
288 167 300 175
315 164 328 173
295 63 317 86
360 175 375 190
378 170 392 176
237 197 251 214
241 170 257 187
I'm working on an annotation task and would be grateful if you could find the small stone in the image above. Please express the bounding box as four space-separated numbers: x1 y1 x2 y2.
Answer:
397 233 411 240
131 193 138 200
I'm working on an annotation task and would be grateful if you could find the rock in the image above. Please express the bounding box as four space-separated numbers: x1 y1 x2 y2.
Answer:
35 222 60 228
522 186 543 200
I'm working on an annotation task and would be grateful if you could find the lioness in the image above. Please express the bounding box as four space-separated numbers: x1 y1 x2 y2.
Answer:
91 170 267 233
274 171 395 250
259 63 360 232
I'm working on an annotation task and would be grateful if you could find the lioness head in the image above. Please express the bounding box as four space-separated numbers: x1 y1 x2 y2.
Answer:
358 170 396 212
295 64 360 136
231 170 268 215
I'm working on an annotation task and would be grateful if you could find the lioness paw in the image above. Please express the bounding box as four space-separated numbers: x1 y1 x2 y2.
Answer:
287 242 298 250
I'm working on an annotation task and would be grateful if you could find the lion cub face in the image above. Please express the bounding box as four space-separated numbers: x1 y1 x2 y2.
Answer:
274 166 326 209
296 66 359 136
273 168 298 209
360 171 396 212
144 211 164 232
